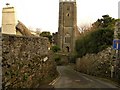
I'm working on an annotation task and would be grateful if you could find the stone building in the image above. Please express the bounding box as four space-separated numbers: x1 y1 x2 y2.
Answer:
52 32 58 45
16 21 32 36
1 5 34 36
57 0 80 53
2 6 17 34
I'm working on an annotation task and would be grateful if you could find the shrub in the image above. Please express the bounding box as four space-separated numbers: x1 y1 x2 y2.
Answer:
76 28 114 57
51 45 60 53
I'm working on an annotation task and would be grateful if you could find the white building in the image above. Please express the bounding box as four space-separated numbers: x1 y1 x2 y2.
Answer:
2 6 17 34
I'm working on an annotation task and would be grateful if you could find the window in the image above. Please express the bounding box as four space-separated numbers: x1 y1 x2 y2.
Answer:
67 7 70 11
67 13 69 16
66 13 70 17
65 37 70 43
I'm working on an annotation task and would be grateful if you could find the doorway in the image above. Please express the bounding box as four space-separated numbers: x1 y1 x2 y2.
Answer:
66 46 70 52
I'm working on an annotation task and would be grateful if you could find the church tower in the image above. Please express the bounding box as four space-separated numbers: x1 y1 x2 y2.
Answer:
58 0 79 53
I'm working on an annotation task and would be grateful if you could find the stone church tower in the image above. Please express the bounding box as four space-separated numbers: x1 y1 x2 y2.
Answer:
58 0 80 53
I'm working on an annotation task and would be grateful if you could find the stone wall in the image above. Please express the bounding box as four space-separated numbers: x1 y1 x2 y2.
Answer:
0 33 2 89
76 47 114 78
2 34 57 88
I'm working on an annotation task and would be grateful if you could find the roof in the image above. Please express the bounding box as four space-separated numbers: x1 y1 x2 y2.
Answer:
16 21 32 36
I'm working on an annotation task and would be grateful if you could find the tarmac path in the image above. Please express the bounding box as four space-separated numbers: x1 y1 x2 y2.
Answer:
52 66 119 89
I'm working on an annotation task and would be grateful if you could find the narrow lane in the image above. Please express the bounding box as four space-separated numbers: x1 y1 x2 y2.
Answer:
53 66 119 88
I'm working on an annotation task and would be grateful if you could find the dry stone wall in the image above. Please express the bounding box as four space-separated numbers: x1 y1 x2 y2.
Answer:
2 34 57 88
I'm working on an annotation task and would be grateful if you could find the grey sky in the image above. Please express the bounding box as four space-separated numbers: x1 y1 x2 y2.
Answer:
0 0 119 33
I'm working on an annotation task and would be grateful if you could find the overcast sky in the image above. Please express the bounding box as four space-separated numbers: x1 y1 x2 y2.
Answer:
0 0 119 33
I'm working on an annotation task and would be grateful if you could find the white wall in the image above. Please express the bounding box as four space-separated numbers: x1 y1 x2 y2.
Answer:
2 7 17 34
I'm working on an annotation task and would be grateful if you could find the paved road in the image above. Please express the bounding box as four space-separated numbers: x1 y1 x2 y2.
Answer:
52 66 119 89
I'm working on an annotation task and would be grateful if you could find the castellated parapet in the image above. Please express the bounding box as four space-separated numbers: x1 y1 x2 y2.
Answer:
2 7 17 34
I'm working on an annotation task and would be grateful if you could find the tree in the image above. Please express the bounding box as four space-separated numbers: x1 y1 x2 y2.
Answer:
92 15 116 30
76 15 117 58
35 28 41 35
78 23 92 33
40 31 52 43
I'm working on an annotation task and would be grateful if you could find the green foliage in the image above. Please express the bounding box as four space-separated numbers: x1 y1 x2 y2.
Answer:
76 15 116 58
92 15 116 30
76 28 114 57
69 53 77 63
40 31 52 43
118 33 120 39
54 55 61 65
51 45 60 52
54 55 61 62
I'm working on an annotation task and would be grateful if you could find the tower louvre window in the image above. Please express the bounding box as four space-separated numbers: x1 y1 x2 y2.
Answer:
67 13 70 17
67 7 70 10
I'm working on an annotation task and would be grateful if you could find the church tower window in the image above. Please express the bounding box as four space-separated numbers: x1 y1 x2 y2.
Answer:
67 13 70 17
